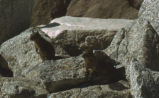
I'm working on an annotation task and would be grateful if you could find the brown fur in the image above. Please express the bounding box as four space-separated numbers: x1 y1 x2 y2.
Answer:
82 49 117 77
30 28 55 61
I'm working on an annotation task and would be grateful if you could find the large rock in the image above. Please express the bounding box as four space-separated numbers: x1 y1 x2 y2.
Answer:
27 55 125 93
66 0 139 19
104 6 159 98
0 16 133 77
139 0 159 33
0 0 33 45
26 56 86 93
129 59 159 98
1 1 159 98
0 77 47 98
0 28 42 77
105 20 159 71
49 16 134 31
43 16 134 56
0 17 133 97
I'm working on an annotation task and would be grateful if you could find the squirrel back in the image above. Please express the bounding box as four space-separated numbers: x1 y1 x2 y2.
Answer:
30 28 55 61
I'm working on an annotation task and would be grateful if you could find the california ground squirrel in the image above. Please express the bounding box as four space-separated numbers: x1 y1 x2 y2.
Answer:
30 28 55 61
82 49 118 78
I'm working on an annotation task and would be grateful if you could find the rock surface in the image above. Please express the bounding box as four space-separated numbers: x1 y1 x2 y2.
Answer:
1 0 159 97
27 56 85 93
48 80 132 98
0 0 33 45
0 16 133 97
0 77 47 98
105 20 159 71
31 0 140 26
139 0 159 34
66 0 139 19
0 17 133 78
129 59 159 98
42 16 134 56
104 0 159 97
30 0 71 26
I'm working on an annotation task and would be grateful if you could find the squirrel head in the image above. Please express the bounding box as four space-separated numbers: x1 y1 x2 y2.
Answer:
30 30 41 41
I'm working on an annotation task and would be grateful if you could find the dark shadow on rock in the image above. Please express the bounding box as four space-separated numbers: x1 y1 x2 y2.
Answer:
31 0 72 26
0 55 13 77
53 55 70 60
62 44 82 56
98 92 133 98
142 21 159 71
108 81 129 91
50 0 72 19
40 22 60 28
0 67 13 77
44 67 126 93
128 0 143 10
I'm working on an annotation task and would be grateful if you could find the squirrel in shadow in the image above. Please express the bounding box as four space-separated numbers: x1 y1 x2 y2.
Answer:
30 27 69 61
82 49 119 78
30 27 56 61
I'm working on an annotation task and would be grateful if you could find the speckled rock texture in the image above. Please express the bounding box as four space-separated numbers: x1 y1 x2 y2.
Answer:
0 16 133 98
1 0 159 96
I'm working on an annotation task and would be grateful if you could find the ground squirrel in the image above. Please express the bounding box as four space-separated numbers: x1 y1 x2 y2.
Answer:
82 49 118 78
30 28 55 61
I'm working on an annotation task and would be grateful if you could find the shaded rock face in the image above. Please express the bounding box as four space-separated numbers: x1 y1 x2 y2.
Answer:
49 80 132 98
30 0 71 26
66 0 139 19
30 0 142 26
0 55 13 77
128 0 143 9
0 0 33 45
